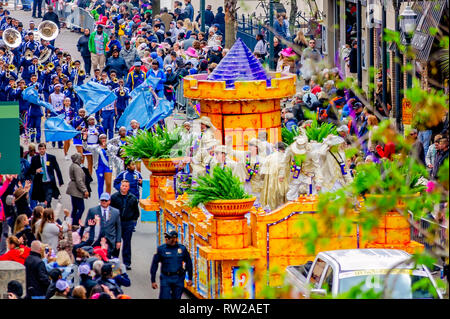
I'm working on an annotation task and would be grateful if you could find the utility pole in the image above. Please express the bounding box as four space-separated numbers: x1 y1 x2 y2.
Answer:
394 0 403 132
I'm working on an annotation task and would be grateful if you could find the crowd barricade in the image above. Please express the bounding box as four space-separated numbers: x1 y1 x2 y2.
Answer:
409 212 448 250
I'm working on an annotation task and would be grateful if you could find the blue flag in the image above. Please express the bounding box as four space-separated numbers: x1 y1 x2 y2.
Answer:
22 86 55 113
75 81 117 115
117 89 154 130
44 114 80 142
145 99 174 130
129 75 160 100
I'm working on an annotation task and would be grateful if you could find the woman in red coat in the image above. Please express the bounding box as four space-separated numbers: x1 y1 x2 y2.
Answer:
0 236 31 265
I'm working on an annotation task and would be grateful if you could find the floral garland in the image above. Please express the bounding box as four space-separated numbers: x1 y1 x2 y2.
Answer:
290 159 302 179
245 154 260 182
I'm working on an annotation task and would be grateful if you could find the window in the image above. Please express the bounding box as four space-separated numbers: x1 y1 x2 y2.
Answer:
309 259 327 287
321 266 334 293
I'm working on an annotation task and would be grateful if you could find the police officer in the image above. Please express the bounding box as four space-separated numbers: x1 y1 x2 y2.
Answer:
150 231 193 299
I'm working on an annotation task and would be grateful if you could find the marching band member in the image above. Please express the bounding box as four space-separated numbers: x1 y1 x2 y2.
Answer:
108 70 120 90
90 68 101 83
113 78 130 123
48 83 65 148
83 116 105 176
99 71 116 139
82 131 120 198
63 81 82 113
69 60 86 86
61 97 75 160
4 78 17 101
113 159 143 199
26 75 44 143
72 108 87 163
62 54 74 77
127 120 141 137
22 31 40 56
108 126 128 172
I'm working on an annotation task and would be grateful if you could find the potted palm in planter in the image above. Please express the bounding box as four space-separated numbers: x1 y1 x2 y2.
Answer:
188 166 256 219
122 126 188 176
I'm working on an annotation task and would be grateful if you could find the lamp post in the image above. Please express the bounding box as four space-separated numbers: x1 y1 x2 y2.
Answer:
382 0 387 110
400 4 417 90
393 0 403 132
269 0 274 70
200 0 205 33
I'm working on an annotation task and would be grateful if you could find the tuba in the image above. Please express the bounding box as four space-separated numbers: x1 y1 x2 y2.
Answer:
37 20 59 41
3 28 22 49
38 47 52 64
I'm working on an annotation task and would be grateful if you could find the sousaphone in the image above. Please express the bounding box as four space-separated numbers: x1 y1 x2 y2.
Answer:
37 20 59 41
38 47 52 64
2 28 22 49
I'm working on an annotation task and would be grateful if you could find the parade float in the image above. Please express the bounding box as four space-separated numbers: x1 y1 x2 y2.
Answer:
134 39 424 299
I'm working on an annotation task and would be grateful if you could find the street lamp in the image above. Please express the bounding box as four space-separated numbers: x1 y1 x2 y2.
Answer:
400 5 417 36
400 5 417 90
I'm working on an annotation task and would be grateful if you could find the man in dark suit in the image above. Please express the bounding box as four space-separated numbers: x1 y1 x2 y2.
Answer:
29 143 63 208
84 192 122 258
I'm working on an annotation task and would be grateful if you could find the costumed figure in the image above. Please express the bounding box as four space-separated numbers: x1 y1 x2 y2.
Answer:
260 142 289 211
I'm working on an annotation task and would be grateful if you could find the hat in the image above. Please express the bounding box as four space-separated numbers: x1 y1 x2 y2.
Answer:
248 138 259 148
302 85 310 93
199 116 216 130
49 268 62 281
55 280 69 292
96 16 107 26
185 47 198 58
78 263 91 275
164 230 178 238
7 280 23 298
99 192 111 201
165 65 173 71
291 135 308 155
81 245 94 255
213 23 220 28
281 47 297 57
132 6 138 10
94 247 109 262
353 102 363 109
323 134 345 147
214 145 228 154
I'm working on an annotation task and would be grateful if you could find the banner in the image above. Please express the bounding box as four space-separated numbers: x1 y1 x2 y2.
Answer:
22 86 55 113
0 102 20 174
75 81 117 115
116 89 154 130
44 114 80 142
129 75 161 100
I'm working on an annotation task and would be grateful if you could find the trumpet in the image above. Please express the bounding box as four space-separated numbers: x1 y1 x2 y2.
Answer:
70 61 76 68
8 64 15 71
12 83 17 89
64 85 68 90
59 73 65 79
112 78 118 83
79 69 85 76
47 62 55 71
119 89 125 96
38 64 44 72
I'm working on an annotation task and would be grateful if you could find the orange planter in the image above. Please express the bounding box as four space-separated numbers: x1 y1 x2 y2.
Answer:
142 158 183 176
205 197 256 220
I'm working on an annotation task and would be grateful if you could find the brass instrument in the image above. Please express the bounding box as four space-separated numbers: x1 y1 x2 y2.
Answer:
59 73 65 79
24 49 34 60
37 21 59 41
64 85 68 90
38 64 44 72
47 62 55 71
79 69 86 76
8 64 15 71
74 68 79 86
70 61 76 68
62 60 67 65
3 28 22 49
112 78 118 83
119 85 125 96
38 47 52 64
12 83 17 89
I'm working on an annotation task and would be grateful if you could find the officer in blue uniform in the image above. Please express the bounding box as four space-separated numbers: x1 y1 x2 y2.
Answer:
150 231 193 299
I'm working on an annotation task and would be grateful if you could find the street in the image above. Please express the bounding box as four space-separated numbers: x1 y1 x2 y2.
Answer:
10 5 177 299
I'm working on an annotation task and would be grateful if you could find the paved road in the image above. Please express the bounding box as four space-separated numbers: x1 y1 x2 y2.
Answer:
10 5 188 299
